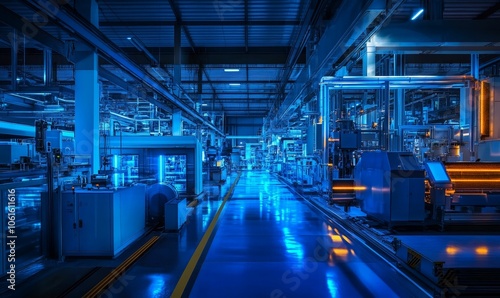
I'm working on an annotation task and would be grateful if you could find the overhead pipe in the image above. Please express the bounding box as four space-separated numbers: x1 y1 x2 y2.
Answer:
21 1 224 136
320 75 475 89
225 135 261 139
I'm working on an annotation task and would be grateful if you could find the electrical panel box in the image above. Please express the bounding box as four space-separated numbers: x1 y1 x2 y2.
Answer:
46 130 62 150
61 185 145 257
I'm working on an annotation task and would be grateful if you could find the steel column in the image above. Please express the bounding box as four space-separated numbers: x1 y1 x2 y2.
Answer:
74 0 99 174
173 109 183 136
174 23 181 89
44 48 52 86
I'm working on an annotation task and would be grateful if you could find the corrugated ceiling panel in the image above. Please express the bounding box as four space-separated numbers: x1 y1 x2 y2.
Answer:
187 26 245 47
100 27 192 47
248 0 303 21
248 25 295 46
177 0 244 21
445 0 500 19
99 0 175 21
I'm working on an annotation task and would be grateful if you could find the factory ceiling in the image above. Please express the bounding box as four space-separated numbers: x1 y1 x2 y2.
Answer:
0 0 500 134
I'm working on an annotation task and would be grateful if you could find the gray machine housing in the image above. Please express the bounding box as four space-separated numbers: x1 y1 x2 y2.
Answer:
354 151 425 226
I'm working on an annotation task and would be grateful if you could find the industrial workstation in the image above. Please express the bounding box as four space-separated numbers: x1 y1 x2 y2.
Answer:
1 0 500 297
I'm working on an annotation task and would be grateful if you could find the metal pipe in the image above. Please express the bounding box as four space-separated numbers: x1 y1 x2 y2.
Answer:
320 75 474 88
225 135 261 139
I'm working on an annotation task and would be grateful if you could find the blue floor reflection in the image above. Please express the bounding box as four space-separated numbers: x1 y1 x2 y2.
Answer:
189 171 423 298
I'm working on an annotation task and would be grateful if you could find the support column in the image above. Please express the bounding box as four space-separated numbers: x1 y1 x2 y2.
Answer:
197 64 203 112
384 81 390 150
471 53 480 80
10 30 17 90
363 43 376 76
172 109 183 136
392 54 405 151
44 48 52 86
74 0 99 174
319 83 330 190
173 23 182 95
210 112 216 146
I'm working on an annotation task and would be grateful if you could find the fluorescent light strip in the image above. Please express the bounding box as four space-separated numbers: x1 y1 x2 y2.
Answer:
411 8 424 20
224 68 240 72
229 83 241 86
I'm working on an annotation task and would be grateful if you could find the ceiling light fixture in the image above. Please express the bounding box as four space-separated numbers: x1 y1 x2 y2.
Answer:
224 68 240 72
229 83 241 86
411 8 424 20
202 103 208 106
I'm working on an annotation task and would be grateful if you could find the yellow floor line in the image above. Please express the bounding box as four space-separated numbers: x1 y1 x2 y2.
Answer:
170 172 241 298
83 235 160 298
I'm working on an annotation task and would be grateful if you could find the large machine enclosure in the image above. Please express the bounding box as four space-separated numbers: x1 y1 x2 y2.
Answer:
355 151 425 225
61 185 145 257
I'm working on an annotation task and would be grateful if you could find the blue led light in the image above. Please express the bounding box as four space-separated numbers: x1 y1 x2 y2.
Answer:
158 155 164 182
411 8 424 20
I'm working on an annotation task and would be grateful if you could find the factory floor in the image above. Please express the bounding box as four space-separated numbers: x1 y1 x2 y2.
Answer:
3 171 429 297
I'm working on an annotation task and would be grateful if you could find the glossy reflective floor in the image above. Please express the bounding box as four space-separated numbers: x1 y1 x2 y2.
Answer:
189 171 426 298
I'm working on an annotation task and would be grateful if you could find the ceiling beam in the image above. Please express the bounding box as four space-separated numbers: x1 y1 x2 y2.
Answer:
99 20 301 26
474 2 500 19
182 80 292 84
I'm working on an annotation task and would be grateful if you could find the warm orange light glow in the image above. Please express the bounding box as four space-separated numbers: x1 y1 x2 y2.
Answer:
327 225 333 232
332 186 367 191
342 235 352 245
328 138 340 142
334 228 340 235
446 169 500 172
446 246 459 255
451 179 500 183
476 246 489 255
332 248 349 256
329 235 342 242
350 249 356 257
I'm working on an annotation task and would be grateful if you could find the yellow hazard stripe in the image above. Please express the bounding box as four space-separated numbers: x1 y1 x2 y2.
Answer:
171 172 241 298
83 235 159 298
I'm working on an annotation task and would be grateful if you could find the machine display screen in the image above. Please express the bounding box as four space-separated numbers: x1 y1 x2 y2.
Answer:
426 162 450 183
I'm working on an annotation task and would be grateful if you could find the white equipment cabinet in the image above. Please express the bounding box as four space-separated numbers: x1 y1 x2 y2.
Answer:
61 185 145 257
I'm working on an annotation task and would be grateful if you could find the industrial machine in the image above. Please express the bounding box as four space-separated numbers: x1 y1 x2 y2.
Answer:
61 184 146 257
354 151 426 226
425 161 500 225
204 146 227 183
100 136 204 196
